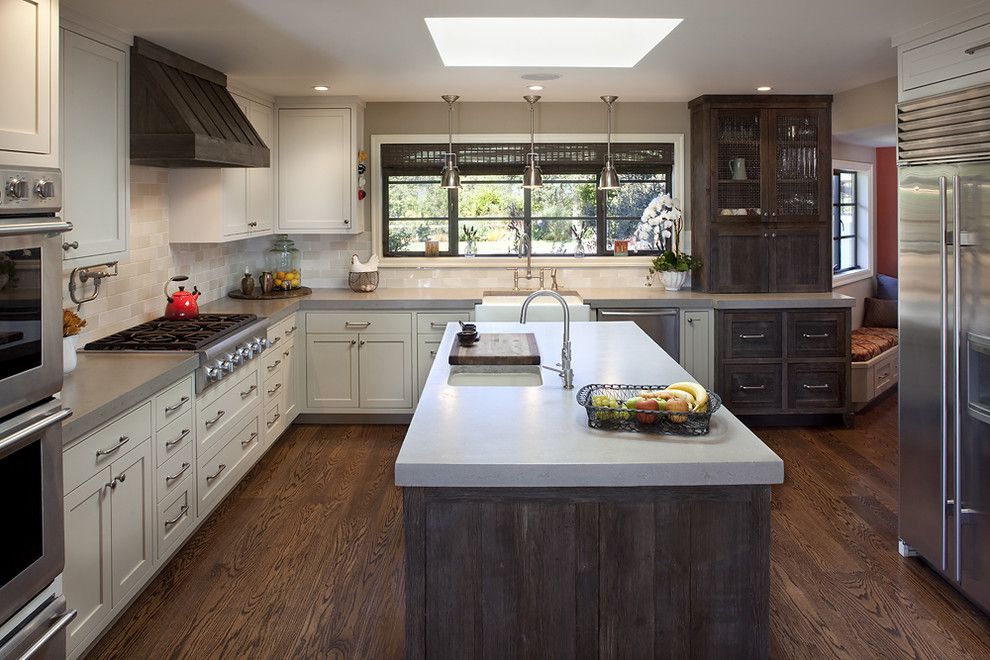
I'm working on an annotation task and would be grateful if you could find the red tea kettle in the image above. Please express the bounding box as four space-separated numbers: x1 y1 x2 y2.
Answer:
164 275 201 320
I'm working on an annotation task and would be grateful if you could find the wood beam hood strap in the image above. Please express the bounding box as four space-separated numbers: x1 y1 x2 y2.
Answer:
130 37 270 168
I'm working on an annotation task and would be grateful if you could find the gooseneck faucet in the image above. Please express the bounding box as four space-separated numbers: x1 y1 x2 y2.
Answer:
519 290 574 389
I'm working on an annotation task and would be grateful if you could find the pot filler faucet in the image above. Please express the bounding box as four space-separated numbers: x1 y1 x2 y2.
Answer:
519 290 574 389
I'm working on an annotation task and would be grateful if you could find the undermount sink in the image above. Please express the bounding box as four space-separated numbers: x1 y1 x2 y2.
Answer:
475 290 592 322
447 365 544 387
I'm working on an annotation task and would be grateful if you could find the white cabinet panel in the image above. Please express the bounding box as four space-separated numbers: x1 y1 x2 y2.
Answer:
64 469 112 657
359 334 413 409
0 0 55 162
417 335 442 399
109 439 154 606
306 333 359 408
247 100 274 233
60 29 127 261
680 309 714 390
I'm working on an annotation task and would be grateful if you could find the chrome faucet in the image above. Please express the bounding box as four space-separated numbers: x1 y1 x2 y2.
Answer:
519 290 574 389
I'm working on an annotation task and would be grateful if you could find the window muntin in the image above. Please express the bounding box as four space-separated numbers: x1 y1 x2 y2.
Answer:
832 170 858 273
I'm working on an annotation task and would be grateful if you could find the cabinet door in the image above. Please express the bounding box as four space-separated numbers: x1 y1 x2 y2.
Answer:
277 108 352 232
0 0 53 157
680 310 713 390
711 108 766 219
710 224 769 293
417 335 443 399
359 333 413 409
109 439 154 606
246 100 274 233
768 224 830 292
768 109 828 223
280 339 298 422
306 333 359 408
221 95 250 238
61 30 127 261
64 468 112 656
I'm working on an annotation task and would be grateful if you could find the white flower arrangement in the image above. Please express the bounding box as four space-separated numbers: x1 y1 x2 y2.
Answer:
635 194 684 252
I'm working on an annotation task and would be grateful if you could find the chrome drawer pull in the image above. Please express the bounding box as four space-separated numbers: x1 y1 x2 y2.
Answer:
204 410 225 427
165 429 191 448
241 431 259 447
345 321 371 328
270 336 281 346
802 333 830 339
739 384 766 391
429 350 437 357
430 321 447 329
268 383 282 396
96 435 129 457
267 413 281 429
802 383 830 390
164 505 189 527
206 464 226 481
164 396 189 413
286 325 297 336
965 41 990 55
738 333 766 340
18 609 77 660
165 462 190 482
267 360 281 371
240 384 257 398
283 350 291 358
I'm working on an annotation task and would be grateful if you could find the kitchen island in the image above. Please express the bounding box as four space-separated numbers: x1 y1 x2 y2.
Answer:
396 321 783 659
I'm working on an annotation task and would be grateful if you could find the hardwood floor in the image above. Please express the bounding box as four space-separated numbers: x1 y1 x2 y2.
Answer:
86 393 990 660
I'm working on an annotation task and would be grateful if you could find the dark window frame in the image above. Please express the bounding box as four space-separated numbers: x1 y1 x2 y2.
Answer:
832 169 859 274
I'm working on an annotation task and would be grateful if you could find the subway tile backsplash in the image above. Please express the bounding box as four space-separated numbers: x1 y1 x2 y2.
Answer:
66 166 653 344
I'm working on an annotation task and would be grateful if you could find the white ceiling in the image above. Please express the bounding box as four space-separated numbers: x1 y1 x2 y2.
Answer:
64 0 978 101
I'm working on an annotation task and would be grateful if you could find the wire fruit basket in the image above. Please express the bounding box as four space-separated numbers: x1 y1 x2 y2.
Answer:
576 384 722 436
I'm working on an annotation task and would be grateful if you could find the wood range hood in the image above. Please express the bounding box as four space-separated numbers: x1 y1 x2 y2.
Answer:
130 37 270 168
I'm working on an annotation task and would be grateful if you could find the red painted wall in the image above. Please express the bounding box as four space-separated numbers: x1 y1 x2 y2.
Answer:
875 147 897 276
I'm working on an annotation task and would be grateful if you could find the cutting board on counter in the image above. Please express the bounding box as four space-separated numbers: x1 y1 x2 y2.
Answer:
448 333 540 366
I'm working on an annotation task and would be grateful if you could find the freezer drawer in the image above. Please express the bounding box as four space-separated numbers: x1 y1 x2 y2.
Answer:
596 308 679 362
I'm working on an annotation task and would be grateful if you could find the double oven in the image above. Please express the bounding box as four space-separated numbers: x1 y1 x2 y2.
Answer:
0 167 76 659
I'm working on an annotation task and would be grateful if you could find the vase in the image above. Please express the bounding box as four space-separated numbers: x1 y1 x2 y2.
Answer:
464 240 477 258
659 270 687 292
63 335 79 374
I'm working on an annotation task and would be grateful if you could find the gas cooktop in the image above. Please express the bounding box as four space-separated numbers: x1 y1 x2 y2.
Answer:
84 314 258 352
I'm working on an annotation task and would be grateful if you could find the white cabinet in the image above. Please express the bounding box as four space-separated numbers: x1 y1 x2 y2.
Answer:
276 101 363 234
897 11 990 100
108 438 154 605
306 333 360 408
0 0 58 166
417 335 442 398
169 93 275 242
358 334 413 409
60 28 128 261
680 309 714 390
414 311 472 401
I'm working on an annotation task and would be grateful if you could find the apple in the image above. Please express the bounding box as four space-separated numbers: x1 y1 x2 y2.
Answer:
635 398 661 424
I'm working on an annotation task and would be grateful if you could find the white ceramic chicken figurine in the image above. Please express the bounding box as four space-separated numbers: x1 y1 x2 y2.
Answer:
350 253 380 273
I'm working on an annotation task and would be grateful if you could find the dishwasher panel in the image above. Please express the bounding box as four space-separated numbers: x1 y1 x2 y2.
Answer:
596 308 680 362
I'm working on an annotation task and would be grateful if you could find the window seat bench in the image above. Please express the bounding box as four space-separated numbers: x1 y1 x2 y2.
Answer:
851 327 898 411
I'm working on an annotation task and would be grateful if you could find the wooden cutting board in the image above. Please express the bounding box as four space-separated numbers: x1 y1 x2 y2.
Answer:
448 333 540 366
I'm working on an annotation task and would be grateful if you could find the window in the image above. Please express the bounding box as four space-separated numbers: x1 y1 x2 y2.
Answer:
380 141 674 257
832 169 858 273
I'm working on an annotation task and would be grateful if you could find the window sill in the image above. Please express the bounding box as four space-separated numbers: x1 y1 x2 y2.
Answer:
379 255 656 269
832 267 873 288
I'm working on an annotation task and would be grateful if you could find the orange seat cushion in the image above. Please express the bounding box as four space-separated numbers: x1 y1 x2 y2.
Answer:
851 327 899 362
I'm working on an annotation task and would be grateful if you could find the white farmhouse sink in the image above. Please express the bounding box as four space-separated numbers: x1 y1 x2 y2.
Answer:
447 365 544 387
474 290 593 322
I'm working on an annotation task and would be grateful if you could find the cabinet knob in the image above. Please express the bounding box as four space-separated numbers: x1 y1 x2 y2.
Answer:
763 233 769 238
771 232 777 238
248 221 258 228
62 241 79 251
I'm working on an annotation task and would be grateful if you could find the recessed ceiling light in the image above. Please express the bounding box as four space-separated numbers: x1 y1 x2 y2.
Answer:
425 17 683 68
313 85 329 92
756 86 772 92
528 85 544 91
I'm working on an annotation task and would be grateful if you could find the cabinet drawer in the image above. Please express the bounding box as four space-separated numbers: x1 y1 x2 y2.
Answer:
417 311 472 335
902 21 990 92
787 311 848 358
64 402 153 494
874 355 896 393
199 415 261 515
265 401 282 437
156 410 193 467
154 376 194 430
157 479 193 560
306 311 411 335
721 364 784 412
198 368 260 457
788 363 847 410
721 312 782 359
267 314 299 346
264 369 285 405
157 442 193 503
262 343 288 375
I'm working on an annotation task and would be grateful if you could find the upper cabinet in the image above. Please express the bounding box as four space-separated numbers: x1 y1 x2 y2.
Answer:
0 0 58 167
60 26 128 261
276 100 364 234
689 95 832 294
896 10 990 101
168 92 275 242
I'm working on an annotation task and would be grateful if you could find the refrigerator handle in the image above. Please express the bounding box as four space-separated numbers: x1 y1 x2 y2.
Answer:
939 175 949 572
953 174 962 583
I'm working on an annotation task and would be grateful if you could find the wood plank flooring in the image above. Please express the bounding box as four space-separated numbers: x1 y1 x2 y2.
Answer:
85 393 990 659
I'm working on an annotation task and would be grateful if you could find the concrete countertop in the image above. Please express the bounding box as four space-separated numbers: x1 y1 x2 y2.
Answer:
395 321 784 488
579 288 855 309
59 353 200 442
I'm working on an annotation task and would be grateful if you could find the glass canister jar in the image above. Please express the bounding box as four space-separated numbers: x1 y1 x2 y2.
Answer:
268 234 302 290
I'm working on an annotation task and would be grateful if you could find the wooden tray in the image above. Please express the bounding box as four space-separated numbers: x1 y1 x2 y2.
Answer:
448 333 540 366
228 286 312 300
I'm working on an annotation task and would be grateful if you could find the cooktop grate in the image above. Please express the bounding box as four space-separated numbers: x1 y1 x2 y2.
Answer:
84 314 258 351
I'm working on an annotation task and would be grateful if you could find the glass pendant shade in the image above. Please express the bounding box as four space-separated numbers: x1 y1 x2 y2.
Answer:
522 95 543 188
599 95 621 190
440 94 461 188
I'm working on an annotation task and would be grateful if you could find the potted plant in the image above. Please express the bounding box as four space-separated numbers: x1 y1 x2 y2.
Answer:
461 226 480 257
636 195 702 290
648 251 703 291
63 308 86 374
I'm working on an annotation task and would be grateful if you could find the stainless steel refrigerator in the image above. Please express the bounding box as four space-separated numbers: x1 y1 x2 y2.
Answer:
898 83 990 614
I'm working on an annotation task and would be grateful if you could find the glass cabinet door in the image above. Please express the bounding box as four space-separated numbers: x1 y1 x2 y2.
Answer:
712 109 764 221
770 109 825 222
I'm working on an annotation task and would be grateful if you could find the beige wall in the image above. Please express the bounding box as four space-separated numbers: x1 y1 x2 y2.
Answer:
832 77 897 146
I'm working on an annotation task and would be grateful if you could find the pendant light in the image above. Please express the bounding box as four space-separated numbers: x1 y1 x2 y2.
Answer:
598 95 621 190
522 94 543 189
440 95 461 189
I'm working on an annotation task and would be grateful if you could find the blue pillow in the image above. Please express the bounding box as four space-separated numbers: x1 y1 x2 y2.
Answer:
876 274 898 300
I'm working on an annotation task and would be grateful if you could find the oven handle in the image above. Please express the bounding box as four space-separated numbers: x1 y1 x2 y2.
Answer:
16 609 77 660
0 408 73 456
0 220 72 237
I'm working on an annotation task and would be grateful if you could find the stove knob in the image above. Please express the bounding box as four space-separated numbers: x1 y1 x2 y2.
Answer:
238 345 252 361
227 351 243 367
248 339 261 353
5 177 29 200
34 178 56 199
259 337 271 350
206 364 223 382
221 359 235 375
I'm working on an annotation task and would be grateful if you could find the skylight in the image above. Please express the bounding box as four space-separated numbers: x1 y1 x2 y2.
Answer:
424 17 683 68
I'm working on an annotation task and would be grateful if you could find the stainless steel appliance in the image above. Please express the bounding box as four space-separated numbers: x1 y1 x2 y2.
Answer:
596 308 680 362
83 314 271 394
898 83 990 614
